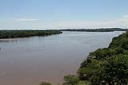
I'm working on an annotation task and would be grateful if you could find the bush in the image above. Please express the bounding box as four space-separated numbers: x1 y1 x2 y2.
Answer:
39 82 51 85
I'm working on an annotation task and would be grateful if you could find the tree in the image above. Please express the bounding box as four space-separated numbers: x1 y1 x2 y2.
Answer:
77 31 128 85
90 55 128 85
39 82 51 85
63 75 79 85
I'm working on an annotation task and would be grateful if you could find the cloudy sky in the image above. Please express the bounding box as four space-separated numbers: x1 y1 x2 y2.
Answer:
0 0 128 29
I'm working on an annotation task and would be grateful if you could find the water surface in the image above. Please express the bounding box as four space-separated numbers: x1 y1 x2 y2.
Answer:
0 31 124 85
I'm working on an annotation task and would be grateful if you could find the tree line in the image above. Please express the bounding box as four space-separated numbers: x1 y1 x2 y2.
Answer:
61 28 128 32
0 30 62 39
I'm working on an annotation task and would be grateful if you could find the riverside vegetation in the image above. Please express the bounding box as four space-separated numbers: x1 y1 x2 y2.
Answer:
40 31 128 85
0 30 62 39
61 28 128 32
0 28 126 39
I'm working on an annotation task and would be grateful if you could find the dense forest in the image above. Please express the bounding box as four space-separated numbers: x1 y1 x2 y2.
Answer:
40 31 128 85
61 28 128 32
77 31 128 85
0 30 62 39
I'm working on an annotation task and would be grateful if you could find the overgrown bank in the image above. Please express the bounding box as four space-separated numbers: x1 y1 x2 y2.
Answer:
61 28 128 32
77 31 128 85
0 30 62 39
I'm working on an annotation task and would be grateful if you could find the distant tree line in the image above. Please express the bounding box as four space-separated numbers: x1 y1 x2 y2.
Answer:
61 28 128 32
0 30 62 39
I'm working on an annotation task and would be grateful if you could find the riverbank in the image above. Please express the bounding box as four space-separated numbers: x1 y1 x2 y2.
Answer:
77 31 128 85
0 30 62 39
60 28 128 32
0 39 15 42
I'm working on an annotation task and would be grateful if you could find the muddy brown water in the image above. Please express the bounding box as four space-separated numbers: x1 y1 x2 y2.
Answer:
0 31 124 85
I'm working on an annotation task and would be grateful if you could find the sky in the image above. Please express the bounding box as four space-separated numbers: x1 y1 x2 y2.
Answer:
0 0 128 29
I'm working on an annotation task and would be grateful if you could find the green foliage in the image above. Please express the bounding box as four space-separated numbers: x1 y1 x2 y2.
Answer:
77 81 91 85
78 55 128 85
0 30 62 39
109 32 128 49
78 31 128 85
63 75 79 85
100 55 128 85
39 82 51 85
78 59 100 80
89 48 115 60
61 28 128 32
89 55 128 85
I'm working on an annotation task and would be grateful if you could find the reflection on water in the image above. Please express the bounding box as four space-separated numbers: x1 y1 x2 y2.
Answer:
0 31 124 85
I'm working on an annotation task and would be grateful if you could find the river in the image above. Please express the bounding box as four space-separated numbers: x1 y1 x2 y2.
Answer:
0 31 124 85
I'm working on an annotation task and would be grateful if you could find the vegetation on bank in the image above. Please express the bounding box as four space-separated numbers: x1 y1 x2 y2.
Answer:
0 28 126 39
77 31 128 85
0 30 62 39
61 28 128 32
40 31 128 85
40 82 52 85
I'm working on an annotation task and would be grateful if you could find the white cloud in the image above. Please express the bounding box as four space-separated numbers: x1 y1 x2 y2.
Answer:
51 14 128 29
14 18 39 21
0 15 128 30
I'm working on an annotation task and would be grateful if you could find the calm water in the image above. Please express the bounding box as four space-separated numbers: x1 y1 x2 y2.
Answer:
0 31 124 85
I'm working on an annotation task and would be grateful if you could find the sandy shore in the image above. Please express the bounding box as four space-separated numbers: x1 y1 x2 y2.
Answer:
0 39 15 42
